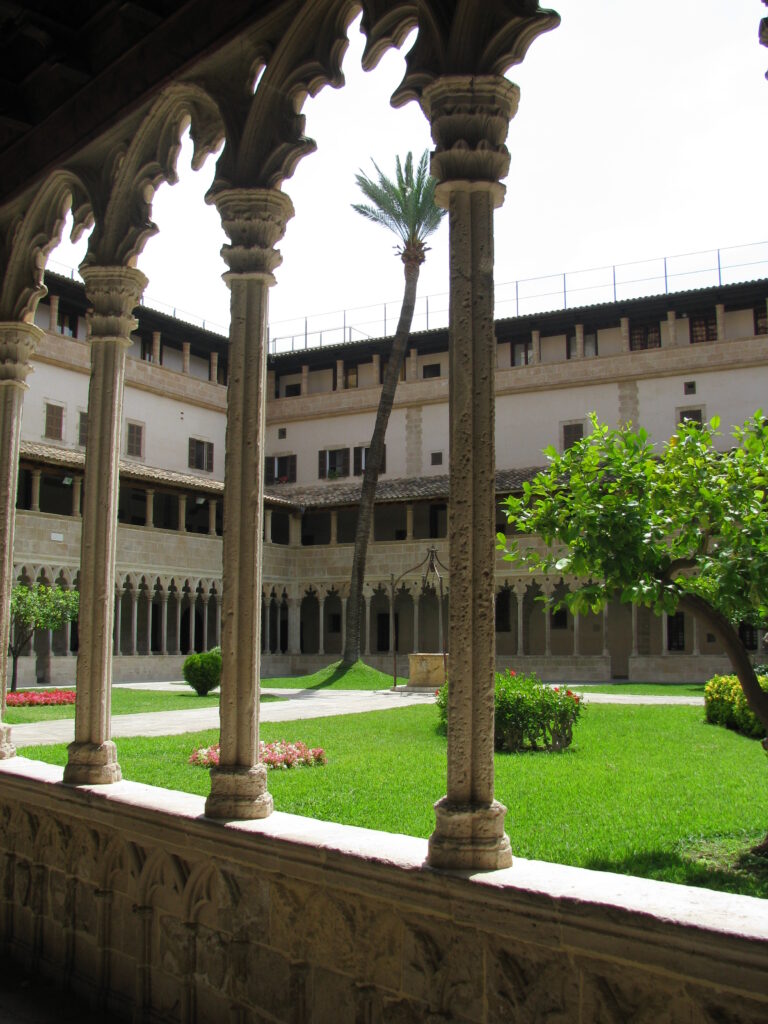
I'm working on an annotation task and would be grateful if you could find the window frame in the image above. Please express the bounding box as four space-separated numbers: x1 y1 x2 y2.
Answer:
125 420 144 460
629 322 662 351
353 445 386 476
44 401 64 441
265 453 297 484
318 447 350 480
188 437 214 473
561 420 585 451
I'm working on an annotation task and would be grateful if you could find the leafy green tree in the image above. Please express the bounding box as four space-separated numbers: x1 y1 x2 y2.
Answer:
342 151 445 665
499 413 768 750
6 583 79 695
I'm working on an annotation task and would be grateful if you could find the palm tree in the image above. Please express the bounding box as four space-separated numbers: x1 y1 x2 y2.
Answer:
342 151 445 665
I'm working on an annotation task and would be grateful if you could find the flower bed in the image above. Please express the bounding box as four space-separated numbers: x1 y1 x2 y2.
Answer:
6 688 76 707
189 739 326 770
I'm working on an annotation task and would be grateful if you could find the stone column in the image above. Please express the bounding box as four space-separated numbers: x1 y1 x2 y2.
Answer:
151 330 161 364
715 303 725 342
620 317 630 352
514 582 526 656
208 498 217 535
631 604 638 658
543 593 552 657
144 489 154 529
287 598 301 655
210 350 219 382
335 359 344 390
264 508 272 544
289 512 301 546
372 353 380 382
114 589 123 655
318 594 326 656
159 592 169 655
205 188 293 820
202 592 210 652
214 592 221 647
178 494 187 532
413 591 420 651
407 347 418 381
662 611 669 655
130 588 139 656
30 469 41 511
174 590 182 655
406 504 414 541
72 477 82 517
330 510 338 545
574 323 584 359
64 266 146 785
182 341 191 374
388 590 395 654
300 364 309 395
187 594 196 654
48 295 60 332
666 310 677 347
531 329 541 364
0 323 41 757
422 77 518 869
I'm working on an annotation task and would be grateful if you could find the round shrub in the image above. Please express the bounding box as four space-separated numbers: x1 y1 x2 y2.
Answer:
704 672 767 739
437 670 582 752
182 646 222 696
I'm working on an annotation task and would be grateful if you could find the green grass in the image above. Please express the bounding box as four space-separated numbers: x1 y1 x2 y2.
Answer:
24 704 768 897
573 683 705 697
4 688 282 724
262 659 394 690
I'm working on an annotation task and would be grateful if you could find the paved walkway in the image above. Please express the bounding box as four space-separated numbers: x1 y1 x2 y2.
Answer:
9 685 703 749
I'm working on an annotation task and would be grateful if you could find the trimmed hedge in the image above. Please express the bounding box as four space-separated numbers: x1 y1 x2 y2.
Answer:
704 673 768 740
436 670 583 752
182 647 222 696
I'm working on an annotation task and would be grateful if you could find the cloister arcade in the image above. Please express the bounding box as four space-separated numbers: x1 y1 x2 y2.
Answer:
0 3 766 1021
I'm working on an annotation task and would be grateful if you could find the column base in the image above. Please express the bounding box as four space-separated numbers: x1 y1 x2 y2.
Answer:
63 741 122 785
427 797 512 871
0 724 15 759
205 763 274 820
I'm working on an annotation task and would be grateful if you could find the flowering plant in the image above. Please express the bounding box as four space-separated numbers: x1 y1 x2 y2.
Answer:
189 739 326 770
6 688 76 707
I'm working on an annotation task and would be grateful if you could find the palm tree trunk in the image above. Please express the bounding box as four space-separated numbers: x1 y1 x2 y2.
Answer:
343 260 420 665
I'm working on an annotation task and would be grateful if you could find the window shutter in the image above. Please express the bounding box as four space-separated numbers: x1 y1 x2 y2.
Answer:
188 438 196 468
207 442 214 472
353 446 362 476
288 454 297 482
264 458 275 484
318 450 326 479
340 448 350 477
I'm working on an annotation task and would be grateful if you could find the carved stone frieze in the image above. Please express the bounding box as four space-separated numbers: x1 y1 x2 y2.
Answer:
487 941 580 1023
402 915 483 1019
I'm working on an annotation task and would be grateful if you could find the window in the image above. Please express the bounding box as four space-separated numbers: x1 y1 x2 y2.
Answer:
430 451 443 466
78 411 88 447
126 422 144 458
679 407 703 426
630 323 661 351
264 454 297 484
667 611 685 651
345 366 358 388
318 447 349 479
690 312 717 344
562 422 584 450
684 380 696 396
380 360 406 384
44 403 63 440
584 333 598 358
511 340 532 367
353 445 385 476
188 438 214 472
284 382 301 397
277 427 287 440
422 363 441 379
737 618 761 651
754 304 768 336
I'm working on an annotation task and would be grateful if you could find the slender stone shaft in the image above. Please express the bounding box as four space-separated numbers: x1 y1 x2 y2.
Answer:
0 323 40 756
205 188 293 819
64 266 147 785
423 76 519 870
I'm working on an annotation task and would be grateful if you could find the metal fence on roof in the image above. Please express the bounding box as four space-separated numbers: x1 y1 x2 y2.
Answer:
46 240 768 356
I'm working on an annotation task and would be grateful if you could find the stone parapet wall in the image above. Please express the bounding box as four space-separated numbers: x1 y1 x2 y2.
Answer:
1 758 766 1023
496 655 610 682
630 654 735 683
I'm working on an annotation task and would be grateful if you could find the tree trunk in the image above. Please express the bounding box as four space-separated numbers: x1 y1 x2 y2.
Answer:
343 260 420 665
677 592 768 751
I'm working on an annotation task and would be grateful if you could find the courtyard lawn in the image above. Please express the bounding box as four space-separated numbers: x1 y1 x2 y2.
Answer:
24 703 768 898
3 688 283 724
262 659 394 690
573 683 706 697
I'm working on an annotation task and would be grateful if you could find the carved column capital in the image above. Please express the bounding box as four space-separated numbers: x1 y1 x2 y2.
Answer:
211 188 295 281
421 76 520 208
0 323 42 384
80 266 148 344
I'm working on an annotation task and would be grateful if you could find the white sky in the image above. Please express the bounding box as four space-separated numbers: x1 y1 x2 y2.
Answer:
50 0 768 345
